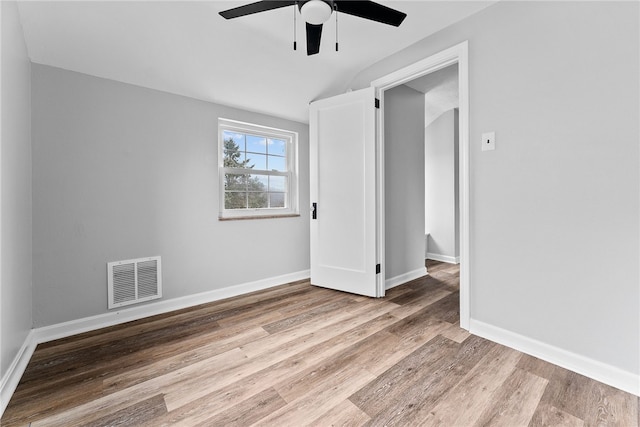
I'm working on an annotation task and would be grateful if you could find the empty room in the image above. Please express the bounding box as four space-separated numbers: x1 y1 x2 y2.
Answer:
1 0 638 425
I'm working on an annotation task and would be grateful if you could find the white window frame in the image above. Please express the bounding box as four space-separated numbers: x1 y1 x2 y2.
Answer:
218 118 299 220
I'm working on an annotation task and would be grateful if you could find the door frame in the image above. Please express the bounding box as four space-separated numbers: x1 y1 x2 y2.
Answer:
370 41 470 330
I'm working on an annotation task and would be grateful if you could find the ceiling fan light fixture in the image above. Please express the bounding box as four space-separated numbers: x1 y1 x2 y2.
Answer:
300 0 332 25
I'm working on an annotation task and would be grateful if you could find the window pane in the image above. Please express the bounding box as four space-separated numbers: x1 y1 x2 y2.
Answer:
248 174 268 192
268 139 286 156
267 155 286 172
246 135 267 154
270 193 286 208
248 192 268 208
245 153 267 170
224 174 247 191
269 175 286 192
223 132 245 152
225 192 247 209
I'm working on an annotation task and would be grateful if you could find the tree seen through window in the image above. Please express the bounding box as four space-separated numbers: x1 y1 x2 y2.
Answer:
223 132 287 210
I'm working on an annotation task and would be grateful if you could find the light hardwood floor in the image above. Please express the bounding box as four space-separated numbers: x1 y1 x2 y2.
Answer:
2 261 638 426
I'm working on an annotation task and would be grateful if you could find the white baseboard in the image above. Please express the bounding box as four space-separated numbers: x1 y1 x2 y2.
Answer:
426 253 460 264
385 267 428 290
0 330 37 416
0 269 310 418
469 319 640 397
33 269 310 344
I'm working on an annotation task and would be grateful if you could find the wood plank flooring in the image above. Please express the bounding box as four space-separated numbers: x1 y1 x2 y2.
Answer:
2 260 638 426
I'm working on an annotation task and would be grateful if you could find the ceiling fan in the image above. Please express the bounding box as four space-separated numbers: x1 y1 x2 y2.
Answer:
219 0 407 55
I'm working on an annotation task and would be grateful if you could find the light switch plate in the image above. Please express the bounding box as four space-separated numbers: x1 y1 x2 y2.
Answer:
481 131 495 151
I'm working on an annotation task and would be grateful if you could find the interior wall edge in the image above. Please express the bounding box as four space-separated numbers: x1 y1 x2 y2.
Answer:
1 0 34 405
0 330 36 419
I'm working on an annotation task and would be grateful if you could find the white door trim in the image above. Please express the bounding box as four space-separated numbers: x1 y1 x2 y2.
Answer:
370 41 470 329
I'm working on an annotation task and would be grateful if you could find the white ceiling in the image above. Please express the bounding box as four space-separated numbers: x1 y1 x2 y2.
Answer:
17 1 495 123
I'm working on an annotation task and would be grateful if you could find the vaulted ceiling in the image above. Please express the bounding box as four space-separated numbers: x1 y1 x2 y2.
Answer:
405 63 458 127
17 1 496 123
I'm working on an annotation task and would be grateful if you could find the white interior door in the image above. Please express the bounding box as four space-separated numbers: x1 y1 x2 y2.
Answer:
310 87 379 297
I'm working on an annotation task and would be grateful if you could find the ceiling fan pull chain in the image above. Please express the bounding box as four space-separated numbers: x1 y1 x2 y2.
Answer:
335 3 339 51
293 1 297 51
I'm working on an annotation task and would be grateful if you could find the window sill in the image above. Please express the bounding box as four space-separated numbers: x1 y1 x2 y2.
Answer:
218 213 301 221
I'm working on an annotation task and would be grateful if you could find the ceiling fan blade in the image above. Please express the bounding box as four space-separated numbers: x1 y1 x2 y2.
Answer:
219 1 295 19
335 1 406 27
306 22 323 55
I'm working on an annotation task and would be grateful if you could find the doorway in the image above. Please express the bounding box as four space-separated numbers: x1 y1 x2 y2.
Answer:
371 41 470 329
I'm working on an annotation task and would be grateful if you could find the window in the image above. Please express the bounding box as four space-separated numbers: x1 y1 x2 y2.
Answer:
218 118 298 219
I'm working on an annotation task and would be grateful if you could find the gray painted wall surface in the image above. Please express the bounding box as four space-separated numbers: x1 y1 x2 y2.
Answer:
352 1 640 374
384 85 425 281
32 65 310 327
1 1 33 377
425 109 459 260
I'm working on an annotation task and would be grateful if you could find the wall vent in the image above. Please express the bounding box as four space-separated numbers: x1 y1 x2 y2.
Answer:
107 256 162 309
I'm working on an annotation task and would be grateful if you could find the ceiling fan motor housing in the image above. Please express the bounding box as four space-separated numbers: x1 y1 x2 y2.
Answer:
298 0 335 25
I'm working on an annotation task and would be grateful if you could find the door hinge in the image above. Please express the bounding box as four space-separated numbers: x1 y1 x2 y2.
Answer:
376 264 381 274
311 202 317 220
375 98 380 109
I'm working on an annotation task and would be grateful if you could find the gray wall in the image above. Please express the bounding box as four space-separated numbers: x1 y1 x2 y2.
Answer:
32 65 310 327
352 1 639 374
384 85 425 282
1 1 33 378
425 109 459 261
